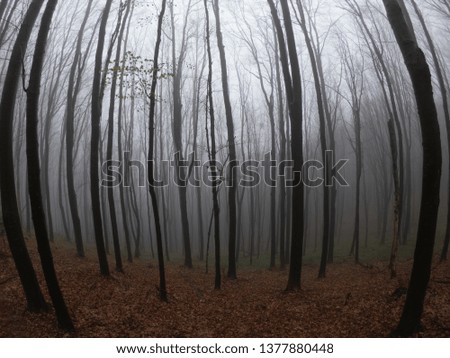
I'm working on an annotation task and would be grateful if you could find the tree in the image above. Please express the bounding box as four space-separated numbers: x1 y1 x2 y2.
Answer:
382 0 442 337
117 5 135 263
148 0 168 302
343 0 407 255
339 37 365 265
274 25 287 269
106 0 133 272
409 0 450 262
205 0 221 289
212 0 238 280
65 0 94 258
296 1 331 277
0 0 47 313
169 0 193 269
237 12 278 270
90 0 114 276
26 0 74 331
268 0 305 290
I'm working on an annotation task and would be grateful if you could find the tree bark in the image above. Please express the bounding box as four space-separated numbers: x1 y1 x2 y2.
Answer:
148 0 168 302
26 0 74 331
0 0 47 313
106 1 132 272
205 0 222 289
382 0 442 337
296 2 330 277
65 0 94 258
410 0 450 262
212 0 238 280
268 0 304 290
90 0 114 276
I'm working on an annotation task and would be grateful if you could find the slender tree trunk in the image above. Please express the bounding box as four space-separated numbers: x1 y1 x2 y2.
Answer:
148 0 168 302
106 1 132 272
268 0 304 290
169 1 193 269
0 0 47 313
26 0 74 331
117 8 134 263
382 0 442 337
410 0 450 261
388 118 401 278
212 0 238 280
297 3 330 277
65 0 94 258
90 0 114 276
205 0 221 289
351 107 363 264
274 28 286 269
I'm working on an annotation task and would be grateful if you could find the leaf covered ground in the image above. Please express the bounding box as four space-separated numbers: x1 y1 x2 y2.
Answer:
0 236 449 338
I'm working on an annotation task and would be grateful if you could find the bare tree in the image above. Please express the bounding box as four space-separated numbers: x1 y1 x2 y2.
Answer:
169 0 194 269
26 0 73 331
268 0 305 290
65 0 95 258
410 0 450 262
90 0 115 276
212 0 238 279
0 0 47 312
106 0 133 272
382 0 442 337
204 0 221 289
295 1 331 277
148 0 168 302
340 38 365 265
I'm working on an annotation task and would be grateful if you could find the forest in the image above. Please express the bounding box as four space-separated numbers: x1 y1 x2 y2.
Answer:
0 0 449 338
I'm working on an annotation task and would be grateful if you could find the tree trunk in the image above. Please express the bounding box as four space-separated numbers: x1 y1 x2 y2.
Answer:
147 0 168 302
297 3 330 278
106 1 132 272
268 0 304 290
387 119 400 278
117 10 134 263
169 1 193 269
274 26 286 269
383 0 442 337
90 0 114 276
205 0 222 289
65 0 94 258
410 0 450 261
26 0 74 331
0 0 47 313
212 0 238 280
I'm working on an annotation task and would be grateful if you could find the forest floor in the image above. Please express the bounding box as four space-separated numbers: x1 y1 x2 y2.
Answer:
0 235 449 338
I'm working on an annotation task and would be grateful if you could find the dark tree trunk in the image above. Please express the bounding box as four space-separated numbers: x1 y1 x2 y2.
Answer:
169 1 193 269
213 0 238 280
57 129 71 242
274 27 287 269
205 0 221 289
297 3 330 278
0 0 47 313
65 0 94 258
268 0 304 290
117 6 134 263
26 0 74 331
388 118 401 278
382 0 442 337
410 0 450 262
90 0 114 276
106 1 132 272
148 0 168 302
